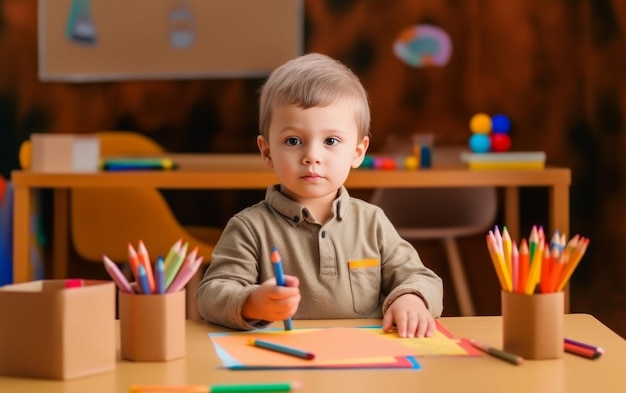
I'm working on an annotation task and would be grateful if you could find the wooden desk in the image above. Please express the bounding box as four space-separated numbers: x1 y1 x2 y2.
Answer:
1 314 624 392
11 154 571 283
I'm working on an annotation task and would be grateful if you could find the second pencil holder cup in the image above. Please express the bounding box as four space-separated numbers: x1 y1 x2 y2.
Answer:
501 291 564 360
119 290 186 361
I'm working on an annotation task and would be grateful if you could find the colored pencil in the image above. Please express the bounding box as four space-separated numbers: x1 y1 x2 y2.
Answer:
103 255 134 293
129 382 300 393
163 238 183 270
164 241 189 289
518 239 530 294
155 256 166 294
167 254 203 293
137 264 151 295
467 338 524 365
556 237 589 292
137 240 155 294
564 337 605 355
486 232 511 291
271 246 293 330
564 340 603 359
127 242 141 282
248 339 315 360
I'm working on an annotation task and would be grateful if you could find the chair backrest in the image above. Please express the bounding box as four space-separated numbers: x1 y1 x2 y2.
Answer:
370 187 498 238
70 131 218 262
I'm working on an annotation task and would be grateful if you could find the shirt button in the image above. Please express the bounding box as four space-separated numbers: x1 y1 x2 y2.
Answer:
321 231 326 238
293 216 300 223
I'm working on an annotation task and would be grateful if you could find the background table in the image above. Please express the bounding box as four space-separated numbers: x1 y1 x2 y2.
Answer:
0 314 624 392
11 153 571 283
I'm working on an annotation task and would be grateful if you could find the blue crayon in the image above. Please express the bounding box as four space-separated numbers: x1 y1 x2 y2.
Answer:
270 246 293 330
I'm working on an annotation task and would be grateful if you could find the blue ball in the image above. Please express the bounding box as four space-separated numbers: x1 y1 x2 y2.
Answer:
491 114 511 134
469 134 491 153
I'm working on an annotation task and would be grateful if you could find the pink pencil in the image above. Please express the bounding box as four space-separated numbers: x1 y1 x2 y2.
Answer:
167 256 203 293
103 255 134 293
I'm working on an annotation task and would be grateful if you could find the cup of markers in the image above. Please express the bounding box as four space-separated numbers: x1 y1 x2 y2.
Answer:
103 239 203 361
486 225 589 360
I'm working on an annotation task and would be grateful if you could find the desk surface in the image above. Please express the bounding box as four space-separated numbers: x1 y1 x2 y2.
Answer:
1 314 624 393
12 153 571 189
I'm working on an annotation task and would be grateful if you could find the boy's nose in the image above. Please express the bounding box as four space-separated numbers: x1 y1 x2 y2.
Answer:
301 147 322 165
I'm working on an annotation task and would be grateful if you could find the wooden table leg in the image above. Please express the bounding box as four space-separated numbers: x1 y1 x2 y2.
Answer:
52 189 70 279
12 186 31 283
550 184 570 312
503 187 520 240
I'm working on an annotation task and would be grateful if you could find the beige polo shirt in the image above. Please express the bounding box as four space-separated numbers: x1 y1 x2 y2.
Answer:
197 185 444 330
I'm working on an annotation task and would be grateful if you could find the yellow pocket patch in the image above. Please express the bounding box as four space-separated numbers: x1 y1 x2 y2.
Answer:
348 259 380 269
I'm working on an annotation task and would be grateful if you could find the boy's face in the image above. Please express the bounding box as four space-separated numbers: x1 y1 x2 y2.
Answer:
257 98 369 205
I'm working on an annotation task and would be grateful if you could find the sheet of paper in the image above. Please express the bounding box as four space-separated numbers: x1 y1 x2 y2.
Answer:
208 322 477 369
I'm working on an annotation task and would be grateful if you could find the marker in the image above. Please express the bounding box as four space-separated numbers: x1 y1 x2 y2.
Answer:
129 382 301 393
248 339 315 360
271 246 293 330
467 338 524 365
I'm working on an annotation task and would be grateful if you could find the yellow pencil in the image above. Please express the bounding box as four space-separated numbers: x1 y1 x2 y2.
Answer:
486 233 511 292
556 237 589 292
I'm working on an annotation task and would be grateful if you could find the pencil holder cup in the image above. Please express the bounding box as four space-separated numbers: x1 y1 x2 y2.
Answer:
119 289 186 361
501 291 563 360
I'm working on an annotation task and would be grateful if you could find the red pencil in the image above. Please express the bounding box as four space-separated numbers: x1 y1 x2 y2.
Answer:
564 340 602 359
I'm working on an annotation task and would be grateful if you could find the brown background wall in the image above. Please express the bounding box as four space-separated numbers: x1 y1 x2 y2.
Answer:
1 0 624 336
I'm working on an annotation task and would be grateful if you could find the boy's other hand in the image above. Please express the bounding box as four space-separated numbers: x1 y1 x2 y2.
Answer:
242 275 301 322
382 293 436 338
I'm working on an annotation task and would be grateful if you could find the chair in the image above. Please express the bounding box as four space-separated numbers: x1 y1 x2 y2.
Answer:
370 187 497 316
369 138 497 316
20 131 222 319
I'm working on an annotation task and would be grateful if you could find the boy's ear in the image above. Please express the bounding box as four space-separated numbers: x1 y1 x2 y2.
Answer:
257 135 273 168
351 136 370 168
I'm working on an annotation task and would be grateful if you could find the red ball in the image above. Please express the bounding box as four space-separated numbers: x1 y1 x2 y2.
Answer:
490 133 511 152
380 157 397 170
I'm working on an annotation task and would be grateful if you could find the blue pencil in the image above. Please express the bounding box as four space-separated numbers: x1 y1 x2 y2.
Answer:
137 264 151 295
155 256 165 294
248 339 314 360
270 246 293 330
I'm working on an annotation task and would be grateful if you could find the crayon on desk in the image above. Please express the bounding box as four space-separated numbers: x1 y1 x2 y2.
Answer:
467 338 524 365
271 246 293 331
129 382 301 393
248 339 315 360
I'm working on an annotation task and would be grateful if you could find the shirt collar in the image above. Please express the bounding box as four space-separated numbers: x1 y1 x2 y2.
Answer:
265 185 350 225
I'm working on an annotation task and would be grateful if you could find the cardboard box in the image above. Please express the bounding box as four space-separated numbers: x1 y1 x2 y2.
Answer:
0 280 116 379
31 133 100 172
119 290 186 361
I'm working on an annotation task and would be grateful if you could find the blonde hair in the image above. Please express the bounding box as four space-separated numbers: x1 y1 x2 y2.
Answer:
258 53 371 140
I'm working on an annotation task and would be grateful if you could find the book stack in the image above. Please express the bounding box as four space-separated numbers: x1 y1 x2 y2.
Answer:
460 151 546 170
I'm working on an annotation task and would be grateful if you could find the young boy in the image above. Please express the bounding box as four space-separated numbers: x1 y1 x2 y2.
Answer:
196 53 443 338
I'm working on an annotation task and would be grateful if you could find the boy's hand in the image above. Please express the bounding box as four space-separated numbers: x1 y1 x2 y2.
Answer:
242 275 300 322
382 294 436 338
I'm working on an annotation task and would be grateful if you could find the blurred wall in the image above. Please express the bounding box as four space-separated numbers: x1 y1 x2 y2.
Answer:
1 0 625 326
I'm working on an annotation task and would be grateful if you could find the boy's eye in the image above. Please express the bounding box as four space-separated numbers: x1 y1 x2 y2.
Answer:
285 137 301 146
325 137 339 146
